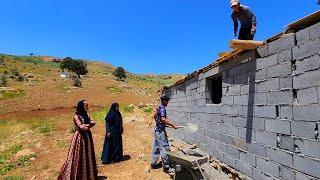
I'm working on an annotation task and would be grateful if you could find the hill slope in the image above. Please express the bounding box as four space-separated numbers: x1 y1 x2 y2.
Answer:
0 54 184 114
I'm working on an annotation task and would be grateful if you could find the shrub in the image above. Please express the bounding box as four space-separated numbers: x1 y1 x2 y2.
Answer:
17 74 24 82
113 67 127 80
73 78 82 88
10 68 20 77
0 74 8 87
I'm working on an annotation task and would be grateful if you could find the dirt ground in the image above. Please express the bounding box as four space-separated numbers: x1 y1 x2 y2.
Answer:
1 108 171 180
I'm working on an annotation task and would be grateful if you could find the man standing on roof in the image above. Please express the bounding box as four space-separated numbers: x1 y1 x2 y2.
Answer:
231 0 257 40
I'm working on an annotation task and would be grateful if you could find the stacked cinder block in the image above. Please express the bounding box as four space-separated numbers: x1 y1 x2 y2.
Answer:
165 21 320 179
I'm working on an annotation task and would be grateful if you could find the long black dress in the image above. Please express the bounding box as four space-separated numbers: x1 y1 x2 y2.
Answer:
101 103 123 164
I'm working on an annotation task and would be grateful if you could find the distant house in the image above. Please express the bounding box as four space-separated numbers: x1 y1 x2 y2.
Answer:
60 72 69 78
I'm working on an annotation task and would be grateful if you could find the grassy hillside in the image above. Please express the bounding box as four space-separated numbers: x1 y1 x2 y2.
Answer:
0 54 183 178
0 54 184 113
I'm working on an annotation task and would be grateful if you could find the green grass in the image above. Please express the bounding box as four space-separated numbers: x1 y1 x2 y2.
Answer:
0 90 25 100
0 118 55 144
91 109 107 123
0 144 23 175
121 104 134 113
143 106 153 115
3 176 24 180
106 85 123 94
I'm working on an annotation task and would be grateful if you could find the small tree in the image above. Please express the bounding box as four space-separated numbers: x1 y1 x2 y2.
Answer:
113 67 126 80
60 57 88 78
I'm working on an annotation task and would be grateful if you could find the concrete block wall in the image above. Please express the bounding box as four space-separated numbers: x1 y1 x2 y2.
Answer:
165 21 320 179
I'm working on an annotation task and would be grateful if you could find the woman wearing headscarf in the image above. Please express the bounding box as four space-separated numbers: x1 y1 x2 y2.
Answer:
58 100 98 180
101 103 123 164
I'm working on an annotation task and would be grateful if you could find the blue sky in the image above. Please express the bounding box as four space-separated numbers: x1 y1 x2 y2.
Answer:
0 0 318 74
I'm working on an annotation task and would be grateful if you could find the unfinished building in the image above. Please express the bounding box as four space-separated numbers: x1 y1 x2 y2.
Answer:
164 11 320 179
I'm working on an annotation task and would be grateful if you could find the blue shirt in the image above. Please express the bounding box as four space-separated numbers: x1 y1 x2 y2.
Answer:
155 105 166 132
231 5 257 33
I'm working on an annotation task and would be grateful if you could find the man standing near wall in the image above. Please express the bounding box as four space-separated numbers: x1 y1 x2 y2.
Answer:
231 0 257 40
150 95 178 173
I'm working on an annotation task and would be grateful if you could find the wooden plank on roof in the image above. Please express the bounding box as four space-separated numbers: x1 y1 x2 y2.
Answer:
285 10 320 32
229 39 264 50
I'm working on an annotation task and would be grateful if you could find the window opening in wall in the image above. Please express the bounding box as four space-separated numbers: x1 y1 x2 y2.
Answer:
206 74 222 104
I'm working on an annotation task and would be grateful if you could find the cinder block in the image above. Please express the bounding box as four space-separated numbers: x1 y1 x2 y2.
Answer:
238 105 249 116
239 128 256 142
293 38 320 60
222 95 234 105
232 116 247 128
223 153 236 168
278 49 292 63
256 54 278 70
226 145 240 159
255 131 278 148
296 28 310 45
255 69 267 81
236 160 253 177
229 65 242 77
256 157 280 178
240 152 257 167
265 119 291 135
212 149 224 161
296 54 320 75
240 60 256 74
267 90 293 105
297 87 318 105
222 77 234 88
240 84 249 95
295 171 319 180
254 92 268 105
310 21 320 40
257 44 269 58
234 95 250 105
249 117 266 130
294 138 320 160
253 168 275 180
291 121 317 139
280 76 293 90
222 105 239 116
235 73 249 84
293 104 320 121
256 78 280 92
293 154 320 178
221 134 234 145
207 130 222 141
227 85 241 96
279 105 293 120
233 137 247 151
266 62 292 78
269 33 296 55
254 105 277 118
218 124 239 137
204 105 221 114
280 135 295 152
280 166 295 180
247 142 267 158
215 141 227 152
267 148 293 167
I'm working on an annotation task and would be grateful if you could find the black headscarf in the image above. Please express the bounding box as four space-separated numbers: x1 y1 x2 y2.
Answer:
105 103 121 120
75 100 90 124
